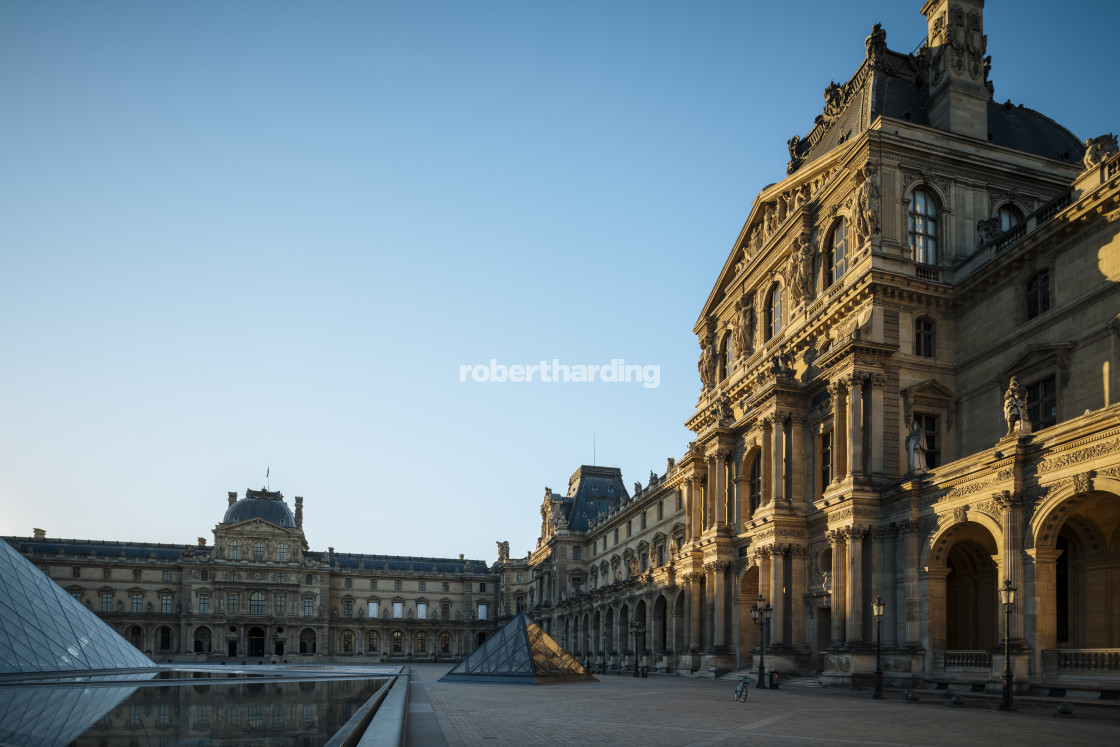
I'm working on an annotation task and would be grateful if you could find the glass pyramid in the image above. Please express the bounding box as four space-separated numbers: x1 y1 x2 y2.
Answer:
0 538 153 673
440 613 597 685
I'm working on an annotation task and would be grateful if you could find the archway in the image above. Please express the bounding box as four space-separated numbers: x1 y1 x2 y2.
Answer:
129 625 143 650
299 628 317 655
653 595 668 653
926 521 1000 659
194 626 212 654
672 590 686 655
737 565 760 663
247 627 266 657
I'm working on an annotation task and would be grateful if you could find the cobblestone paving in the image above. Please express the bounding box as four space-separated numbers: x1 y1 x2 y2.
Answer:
409 664 1120 747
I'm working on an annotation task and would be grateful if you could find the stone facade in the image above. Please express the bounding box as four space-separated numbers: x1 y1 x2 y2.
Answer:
5 489 499 663
502 0 1120 693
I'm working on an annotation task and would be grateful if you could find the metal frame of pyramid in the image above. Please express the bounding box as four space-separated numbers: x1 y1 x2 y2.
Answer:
0 537 153 674
439 613 597 685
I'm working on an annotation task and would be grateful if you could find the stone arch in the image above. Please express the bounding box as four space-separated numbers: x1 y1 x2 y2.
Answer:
672 588 686 656
736 562 761 659
652 593 668 654
299 628 317 655
925 520 1000 655
193 625 212 654
922 509 1004 570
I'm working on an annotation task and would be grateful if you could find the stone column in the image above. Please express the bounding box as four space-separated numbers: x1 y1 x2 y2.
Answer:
873 526 897 646
712 448 729 526
869 374 886 474
829 381 847 481
790 414 806 506
829 531 845 646
847 375 864 476
769 546 786 646
791 546 808 647
901 520 922 646
845 527 865 646
1029 548 1061 655
757 548 771 604
683 479 697 541
771 415 786 504
688 573 702 652
711 563 728 648
996 491 1026 639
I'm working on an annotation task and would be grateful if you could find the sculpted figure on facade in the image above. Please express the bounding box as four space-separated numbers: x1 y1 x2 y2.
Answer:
786 236 813 299
733 294 755 358
1003 376 1030 435
698 338 715 392
905 420 928 473
976 216 1001 248
865 23 886 68
1083 133 1119 170
787 134 803 174
854 163 881 242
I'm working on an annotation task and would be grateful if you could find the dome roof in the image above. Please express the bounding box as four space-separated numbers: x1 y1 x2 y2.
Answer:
222 489 296 528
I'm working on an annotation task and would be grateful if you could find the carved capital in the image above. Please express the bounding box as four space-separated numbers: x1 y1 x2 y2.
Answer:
993 490 1025 512
1072 471 1094 495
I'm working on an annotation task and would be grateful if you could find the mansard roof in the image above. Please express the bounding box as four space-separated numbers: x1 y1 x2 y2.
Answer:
5 537 196 561
786 25 1083 175
330 553 491 574
559 465 628 532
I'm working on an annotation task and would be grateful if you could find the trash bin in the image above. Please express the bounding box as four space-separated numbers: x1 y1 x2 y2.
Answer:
768 671 780 689
641 665 648 678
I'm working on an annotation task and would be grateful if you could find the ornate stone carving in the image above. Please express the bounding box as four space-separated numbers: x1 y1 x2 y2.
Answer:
864 23 887 69
1003 376 1031 435
1072 471 1093 495
953 506 968 525
1083 133 1119 170
1037 439 1120 473
993 490 1025 512
853 163 881 244
785 235 813 299
698 336 716 393
976 216 1001 248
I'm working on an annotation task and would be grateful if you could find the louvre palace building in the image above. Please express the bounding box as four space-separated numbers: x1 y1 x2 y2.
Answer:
493 0 1120 695
5 489 500 664
6 0 1120 697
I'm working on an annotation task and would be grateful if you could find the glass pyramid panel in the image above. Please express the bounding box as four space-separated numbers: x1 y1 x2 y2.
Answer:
0 538 152 674
440 613 597 685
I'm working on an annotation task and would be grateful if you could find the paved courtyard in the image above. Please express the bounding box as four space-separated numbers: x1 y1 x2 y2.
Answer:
405 663 1120 747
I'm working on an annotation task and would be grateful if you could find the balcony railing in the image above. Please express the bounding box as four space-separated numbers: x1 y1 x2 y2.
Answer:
941 650 992 669
1055 649 1120 672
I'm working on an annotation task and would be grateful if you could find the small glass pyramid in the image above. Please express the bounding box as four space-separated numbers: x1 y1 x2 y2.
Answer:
440 613 597 685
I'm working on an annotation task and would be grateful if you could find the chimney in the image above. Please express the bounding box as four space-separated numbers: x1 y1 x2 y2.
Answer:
922 0 989 139
295 496 303 528
33 528 46 539
227 491 237 507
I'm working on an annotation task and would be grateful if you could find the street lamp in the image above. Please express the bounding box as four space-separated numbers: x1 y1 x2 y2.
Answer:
871 595 885 699
750 594 772 689
629 619 645 677
999 579 1016 711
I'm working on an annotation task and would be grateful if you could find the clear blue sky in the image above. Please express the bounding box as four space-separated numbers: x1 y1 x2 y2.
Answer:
1 1 1115 561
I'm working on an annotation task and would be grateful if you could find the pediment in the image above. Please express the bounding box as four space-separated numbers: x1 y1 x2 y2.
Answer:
998 342 1075 386
219 518 295 535
900 378 959 403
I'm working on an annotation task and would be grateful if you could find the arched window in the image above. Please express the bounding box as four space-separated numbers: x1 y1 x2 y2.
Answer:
998 204 1022 232
827 220 849 286
250 592 266 615
908 188 939 264
368 631 380 652
342 630 354 653
228 541 241 560
1026 269 1050 319
440 631 451 654
914 316 936 357
252 541 264 561
391 631 403 653
766 285 782 340
276 543 288 562
724 334 734 378
748 454 762 515
416 632 428 653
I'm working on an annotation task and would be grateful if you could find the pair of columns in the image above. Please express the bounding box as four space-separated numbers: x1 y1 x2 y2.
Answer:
827 372 886 482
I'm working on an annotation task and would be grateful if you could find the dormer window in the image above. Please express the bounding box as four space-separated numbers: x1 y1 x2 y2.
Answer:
998 204 1022 231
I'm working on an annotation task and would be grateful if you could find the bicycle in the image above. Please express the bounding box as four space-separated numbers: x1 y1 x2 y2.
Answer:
734 675 751 701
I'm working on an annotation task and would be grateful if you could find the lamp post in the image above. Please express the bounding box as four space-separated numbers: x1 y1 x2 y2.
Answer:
872 595 885 699
750 594 772 689
629 619 645 677
999 579 1016 711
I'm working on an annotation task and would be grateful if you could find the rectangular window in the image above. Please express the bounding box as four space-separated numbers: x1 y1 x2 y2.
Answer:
917 414 940 468
162 570 172 582
228 594 239 615
101 592 113 612
419 581 426 591
820 430 833 494
572 547 581 560
641 512 647 529
516 571 524 583
70 590 82 602
304 597 314 617
1027 376 1057 429
344 600 354 618
394 580 402 591
229 571 238 582
201 570 208 581
161 594 172 614
441 602 450 620
368 601 379 618
275 595 286 616
370 579 378 590
417 603 427 620
613 529 619 545
199 593 210 614
478 603 488 620
72 567 81 578
626 520 632 538
393 602 403 618
132 593 143 613
103 568 111 580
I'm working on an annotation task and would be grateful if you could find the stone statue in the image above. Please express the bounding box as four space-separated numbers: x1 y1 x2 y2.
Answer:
634 481 642 495
669 534 680 554
649 470 658 486
698 341 715 391
1004 376 1031 435
496 541 510 562
786 135 803 175
905 420 928 473
1083 133 1119 170
857 163 881 240
628 556 639 577
976 216 1002 248
648 544 658 569
786 237 813 298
